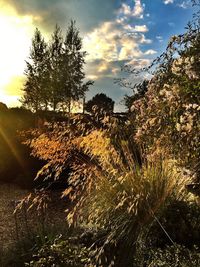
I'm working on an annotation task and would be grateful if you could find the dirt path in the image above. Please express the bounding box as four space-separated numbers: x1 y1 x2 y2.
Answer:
0 184 28 250
0 183 69 253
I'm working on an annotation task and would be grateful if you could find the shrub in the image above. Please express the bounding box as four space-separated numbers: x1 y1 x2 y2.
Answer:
129 15 200 174
147 200 200 248
26 235 92 267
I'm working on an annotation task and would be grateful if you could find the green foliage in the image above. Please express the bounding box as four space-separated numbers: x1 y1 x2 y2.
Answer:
49 24 64 111
147 200 200 248
0 221 73 267
133 244 200 267
22 21 93 113
26 235 91 267
126 12 200 173
21 28 50 112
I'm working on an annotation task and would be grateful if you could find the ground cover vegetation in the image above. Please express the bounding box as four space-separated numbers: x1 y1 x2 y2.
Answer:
1 1 200 266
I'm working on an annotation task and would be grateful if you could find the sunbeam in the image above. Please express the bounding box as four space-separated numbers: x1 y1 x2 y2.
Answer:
0 125 26 174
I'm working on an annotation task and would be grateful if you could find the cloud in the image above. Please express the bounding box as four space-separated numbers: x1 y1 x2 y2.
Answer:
163 0 174 4
125 58 151 69
163 0 191 8
144 49 157 55
86 59 123 79
83 20 152 67
123 24 148 32
132 0 145 18
2 0 120 33
177 1 191 9
0 0 154 110
156 35 163 42
117 0 145 19
83 0 154 99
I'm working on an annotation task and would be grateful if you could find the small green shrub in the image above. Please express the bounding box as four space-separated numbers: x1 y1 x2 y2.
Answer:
0 224 70 267
26 235 92 267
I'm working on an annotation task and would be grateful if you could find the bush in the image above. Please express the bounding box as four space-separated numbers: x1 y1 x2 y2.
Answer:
147 200 200 248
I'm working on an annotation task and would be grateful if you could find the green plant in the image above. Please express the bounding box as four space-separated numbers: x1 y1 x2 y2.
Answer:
26 235 92 267
65 130 189 266
147 200 200 248
133 244 200 267
0 223 70 267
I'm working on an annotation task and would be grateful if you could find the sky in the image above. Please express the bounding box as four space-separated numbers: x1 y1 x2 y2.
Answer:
0 0 196 111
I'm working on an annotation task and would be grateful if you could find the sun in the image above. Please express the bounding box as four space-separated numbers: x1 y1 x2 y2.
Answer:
0 3 35 106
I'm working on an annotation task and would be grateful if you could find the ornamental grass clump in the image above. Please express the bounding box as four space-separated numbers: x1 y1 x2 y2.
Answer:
65 130 188 266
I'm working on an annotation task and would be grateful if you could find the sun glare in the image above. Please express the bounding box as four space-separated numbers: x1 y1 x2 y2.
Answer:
0 4 35 106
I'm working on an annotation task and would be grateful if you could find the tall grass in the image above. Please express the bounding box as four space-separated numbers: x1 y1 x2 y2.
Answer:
66 130 191 266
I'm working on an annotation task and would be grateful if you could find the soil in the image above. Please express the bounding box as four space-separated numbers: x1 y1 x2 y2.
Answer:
0 184 28 250
0 183 68 251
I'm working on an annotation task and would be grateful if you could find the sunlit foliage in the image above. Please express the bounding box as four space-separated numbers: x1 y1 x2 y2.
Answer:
127 3 200 175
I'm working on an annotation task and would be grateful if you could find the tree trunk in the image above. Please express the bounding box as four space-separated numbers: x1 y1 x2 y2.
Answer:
68 98 71 114
83 96 85 114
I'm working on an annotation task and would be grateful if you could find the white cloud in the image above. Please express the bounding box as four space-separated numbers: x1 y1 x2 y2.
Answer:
177 1 191 9
123 24 149 33
163 0 174 4
144 49 157 55
83 0 154 80
87 75 99 80
118 0 145 19
126 58 151 69
83 22 152 63
156 35 163 42
133 0 145 18
119 3 132 16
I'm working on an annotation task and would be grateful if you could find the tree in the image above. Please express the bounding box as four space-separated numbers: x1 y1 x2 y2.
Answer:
49 21 93 112
21 28 49 112
85 93 115 115
61 20 93 113
22 21 93 113
49 25 64 111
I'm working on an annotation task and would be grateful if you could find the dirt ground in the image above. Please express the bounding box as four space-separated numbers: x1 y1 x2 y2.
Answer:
0 183 68 252
0 184 28 250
